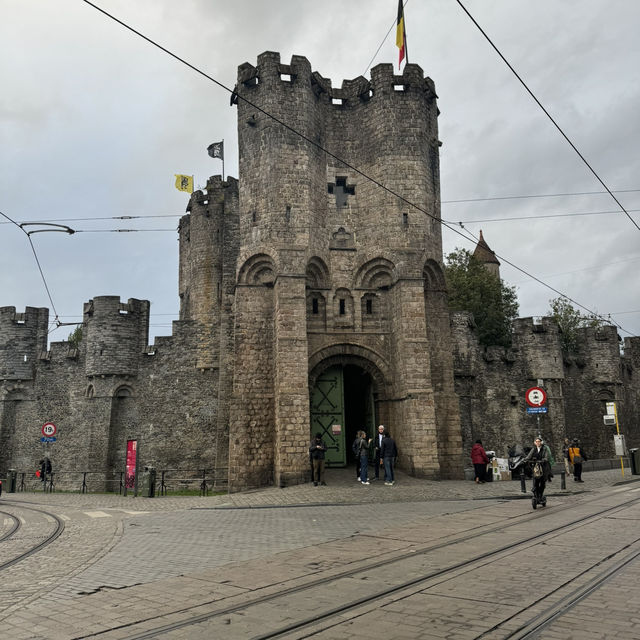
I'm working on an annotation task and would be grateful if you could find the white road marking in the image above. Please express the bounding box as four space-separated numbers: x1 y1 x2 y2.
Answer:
84 511 111 518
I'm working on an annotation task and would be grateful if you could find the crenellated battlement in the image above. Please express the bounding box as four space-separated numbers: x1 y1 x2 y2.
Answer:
237 52 436 108
83 297 150 377
0 306 49 380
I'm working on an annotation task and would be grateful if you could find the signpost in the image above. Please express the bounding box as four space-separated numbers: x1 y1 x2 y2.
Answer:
40 422 57 491
525 387 547 408
605 402 625 477
525 387 547 431
41 422 57 437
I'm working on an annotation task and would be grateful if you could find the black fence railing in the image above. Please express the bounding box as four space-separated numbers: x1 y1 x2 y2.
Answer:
0 468 228 497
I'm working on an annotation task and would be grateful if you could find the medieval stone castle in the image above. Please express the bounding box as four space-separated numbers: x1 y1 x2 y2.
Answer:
1 53 638 491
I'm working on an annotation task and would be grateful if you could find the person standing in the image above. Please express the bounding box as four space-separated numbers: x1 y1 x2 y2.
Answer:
381 431 398 485
470 440 490 484
568 439 588 482
562 437 573 478
356 430 371 485
373 424 385 481
309 433 327 486
352 435 361 481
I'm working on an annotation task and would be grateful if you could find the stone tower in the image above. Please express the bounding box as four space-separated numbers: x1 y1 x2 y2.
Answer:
223 52 463 488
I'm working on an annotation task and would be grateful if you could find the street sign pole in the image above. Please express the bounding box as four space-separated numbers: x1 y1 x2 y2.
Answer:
526 387 548 435
608 402 624 477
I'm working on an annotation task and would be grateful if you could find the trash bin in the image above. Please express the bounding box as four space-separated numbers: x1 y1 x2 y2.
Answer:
7 469 17 493
629 449 640 476
141 467 156 497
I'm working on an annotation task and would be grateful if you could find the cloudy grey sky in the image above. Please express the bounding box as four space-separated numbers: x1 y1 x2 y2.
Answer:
2 0 639 344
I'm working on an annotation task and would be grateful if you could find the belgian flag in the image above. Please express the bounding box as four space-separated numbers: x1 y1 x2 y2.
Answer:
396 0 407 69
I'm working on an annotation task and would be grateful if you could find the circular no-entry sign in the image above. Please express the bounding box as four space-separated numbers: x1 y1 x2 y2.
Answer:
41 422 57 437
525 387 547 407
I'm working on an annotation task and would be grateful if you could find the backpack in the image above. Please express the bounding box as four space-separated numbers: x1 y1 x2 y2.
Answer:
569 447 582 464
544 444 555 466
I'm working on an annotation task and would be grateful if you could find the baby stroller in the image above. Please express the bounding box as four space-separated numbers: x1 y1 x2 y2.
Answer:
530 461 547 509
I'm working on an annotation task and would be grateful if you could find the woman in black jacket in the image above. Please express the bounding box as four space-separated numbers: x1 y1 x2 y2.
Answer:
523 436 551 508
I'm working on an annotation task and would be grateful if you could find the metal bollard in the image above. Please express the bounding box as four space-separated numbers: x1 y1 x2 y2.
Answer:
560 471 566 490
519 467 527 493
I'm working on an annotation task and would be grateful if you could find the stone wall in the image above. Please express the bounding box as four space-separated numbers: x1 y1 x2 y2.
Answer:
453 313 640 464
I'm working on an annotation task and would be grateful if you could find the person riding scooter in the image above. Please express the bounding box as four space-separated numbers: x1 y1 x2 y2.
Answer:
522 436 552 509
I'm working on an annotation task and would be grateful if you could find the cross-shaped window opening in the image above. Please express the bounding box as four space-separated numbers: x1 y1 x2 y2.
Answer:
328 177 355 208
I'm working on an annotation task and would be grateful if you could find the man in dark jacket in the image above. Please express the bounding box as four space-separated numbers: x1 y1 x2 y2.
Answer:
373 424 385 481
309 433 327 486
380 432 398 485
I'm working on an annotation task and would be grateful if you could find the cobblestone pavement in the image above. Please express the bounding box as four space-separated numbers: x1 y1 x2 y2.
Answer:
0 467 638 639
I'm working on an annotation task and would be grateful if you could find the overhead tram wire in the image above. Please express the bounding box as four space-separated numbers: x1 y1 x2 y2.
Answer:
2 187 638 226
0 209 62 329
5 207 636 230
442 188 640 205
81 0 633 336
455 0 640 234
443 207 640 226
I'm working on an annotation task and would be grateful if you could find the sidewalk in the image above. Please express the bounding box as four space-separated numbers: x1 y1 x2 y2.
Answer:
4 465 637 511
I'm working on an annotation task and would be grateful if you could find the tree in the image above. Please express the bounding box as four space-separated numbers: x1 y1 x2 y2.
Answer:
548 297 608 353
67 325 83 348
444 248 519 347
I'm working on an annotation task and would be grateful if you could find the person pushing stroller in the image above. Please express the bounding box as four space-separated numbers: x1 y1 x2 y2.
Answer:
522 436 552 509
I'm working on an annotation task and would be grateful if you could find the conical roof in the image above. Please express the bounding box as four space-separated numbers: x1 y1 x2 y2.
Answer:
473 230 500 265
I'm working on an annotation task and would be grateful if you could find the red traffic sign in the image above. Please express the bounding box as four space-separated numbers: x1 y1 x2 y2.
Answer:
525 387 547 407
41 422 57 437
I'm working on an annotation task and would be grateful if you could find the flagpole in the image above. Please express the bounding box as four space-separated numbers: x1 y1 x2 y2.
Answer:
222 139 225 181
405 19 408 64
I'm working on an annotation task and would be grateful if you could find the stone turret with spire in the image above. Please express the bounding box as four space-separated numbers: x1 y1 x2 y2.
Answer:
472 230 500 279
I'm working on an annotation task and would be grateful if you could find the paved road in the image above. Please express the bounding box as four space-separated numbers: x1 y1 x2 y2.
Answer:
1 467 638 639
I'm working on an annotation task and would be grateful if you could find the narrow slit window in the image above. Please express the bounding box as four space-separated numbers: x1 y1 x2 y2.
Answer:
339 299 346 315
366 299 373 315
312 298 319 315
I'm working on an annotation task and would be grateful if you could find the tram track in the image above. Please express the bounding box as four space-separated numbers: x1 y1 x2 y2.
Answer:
0 503 65 571
78 491 640 639
0 510 21 543
484 539 640 639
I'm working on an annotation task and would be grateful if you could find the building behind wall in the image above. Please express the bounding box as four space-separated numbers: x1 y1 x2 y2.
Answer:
1 52 638 488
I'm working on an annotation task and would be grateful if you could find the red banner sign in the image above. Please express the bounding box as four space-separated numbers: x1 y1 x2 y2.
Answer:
125 439 137 489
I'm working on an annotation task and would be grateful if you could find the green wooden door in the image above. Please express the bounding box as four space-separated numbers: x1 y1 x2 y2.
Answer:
310 366 346 466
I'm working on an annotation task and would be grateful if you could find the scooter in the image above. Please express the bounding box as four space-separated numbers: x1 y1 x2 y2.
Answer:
508 444 531 478
530 461 547 510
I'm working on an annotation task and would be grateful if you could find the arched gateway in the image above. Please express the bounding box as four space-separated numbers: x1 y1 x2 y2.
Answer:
310 363 377 466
